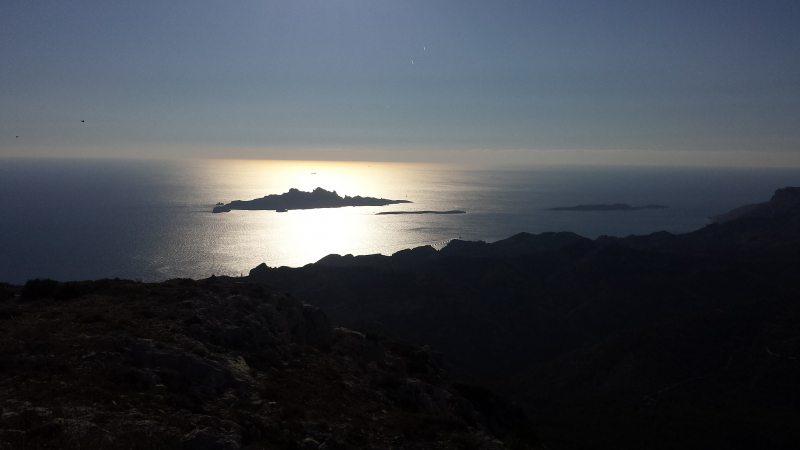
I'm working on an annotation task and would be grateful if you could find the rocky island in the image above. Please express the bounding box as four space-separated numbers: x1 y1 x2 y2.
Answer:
547 203 668 211
212 188 411 213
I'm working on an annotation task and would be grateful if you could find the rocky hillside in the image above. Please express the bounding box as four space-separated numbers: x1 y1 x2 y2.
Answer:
0 277 539 450
248 187 800 449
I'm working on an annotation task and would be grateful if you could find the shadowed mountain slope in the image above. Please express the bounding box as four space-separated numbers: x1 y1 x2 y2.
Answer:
248 187 800 449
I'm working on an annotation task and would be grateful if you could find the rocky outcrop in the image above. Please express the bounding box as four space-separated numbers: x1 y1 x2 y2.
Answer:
314 254 389 268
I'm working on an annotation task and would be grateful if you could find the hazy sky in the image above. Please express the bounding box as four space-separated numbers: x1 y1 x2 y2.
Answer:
2 0 799 166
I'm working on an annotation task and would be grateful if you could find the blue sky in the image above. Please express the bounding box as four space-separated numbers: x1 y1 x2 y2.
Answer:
2 0 799 166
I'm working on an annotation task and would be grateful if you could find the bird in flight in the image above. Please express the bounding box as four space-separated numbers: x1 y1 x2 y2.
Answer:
411 59 414 64
81 120 85 123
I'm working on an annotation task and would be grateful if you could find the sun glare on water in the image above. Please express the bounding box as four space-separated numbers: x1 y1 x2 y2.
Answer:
189 159 446 271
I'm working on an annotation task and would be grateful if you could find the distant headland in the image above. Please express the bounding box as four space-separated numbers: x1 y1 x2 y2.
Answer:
212 187 411 213
376 210 466 215
547 203 668 211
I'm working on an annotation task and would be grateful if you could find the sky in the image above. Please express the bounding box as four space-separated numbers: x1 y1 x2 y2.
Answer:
1 0 799 167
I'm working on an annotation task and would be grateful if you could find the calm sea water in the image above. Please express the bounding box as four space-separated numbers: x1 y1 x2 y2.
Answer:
1 158 798 284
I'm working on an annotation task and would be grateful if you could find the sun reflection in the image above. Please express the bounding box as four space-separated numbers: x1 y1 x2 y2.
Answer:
272 208 370 266
187 159 460 273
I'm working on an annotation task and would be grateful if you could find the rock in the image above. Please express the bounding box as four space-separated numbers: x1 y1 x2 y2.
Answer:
0 304 22 320
301 437 320 450
225 355 255 395
1 411 22 430
256 303 277 319
395 379 449 416
82 424 115 446
0 408 52 431
332 328 366 356
249 263 269 278
109 338 256 398
0 429 25 446
332 328 384 362
182 427 241 450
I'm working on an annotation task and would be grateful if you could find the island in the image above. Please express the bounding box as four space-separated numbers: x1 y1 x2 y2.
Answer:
376 210 466 215
212 187 411 213
547 203 668 211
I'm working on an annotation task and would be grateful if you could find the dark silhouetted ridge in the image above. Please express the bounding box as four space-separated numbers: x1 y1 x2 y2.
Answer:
247 187 800 449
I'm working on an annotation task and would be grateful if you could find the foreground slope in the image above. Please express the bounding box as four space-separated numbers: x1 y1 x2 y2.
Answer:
0 277 539 450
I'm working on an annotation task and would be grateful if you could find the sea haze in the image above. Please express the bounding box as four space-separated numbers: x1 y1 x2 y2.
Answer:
1 158 798 284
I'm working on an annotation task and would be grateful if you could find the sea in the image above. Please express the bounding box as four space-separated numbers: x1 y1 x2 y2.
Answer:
1 158 798 285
